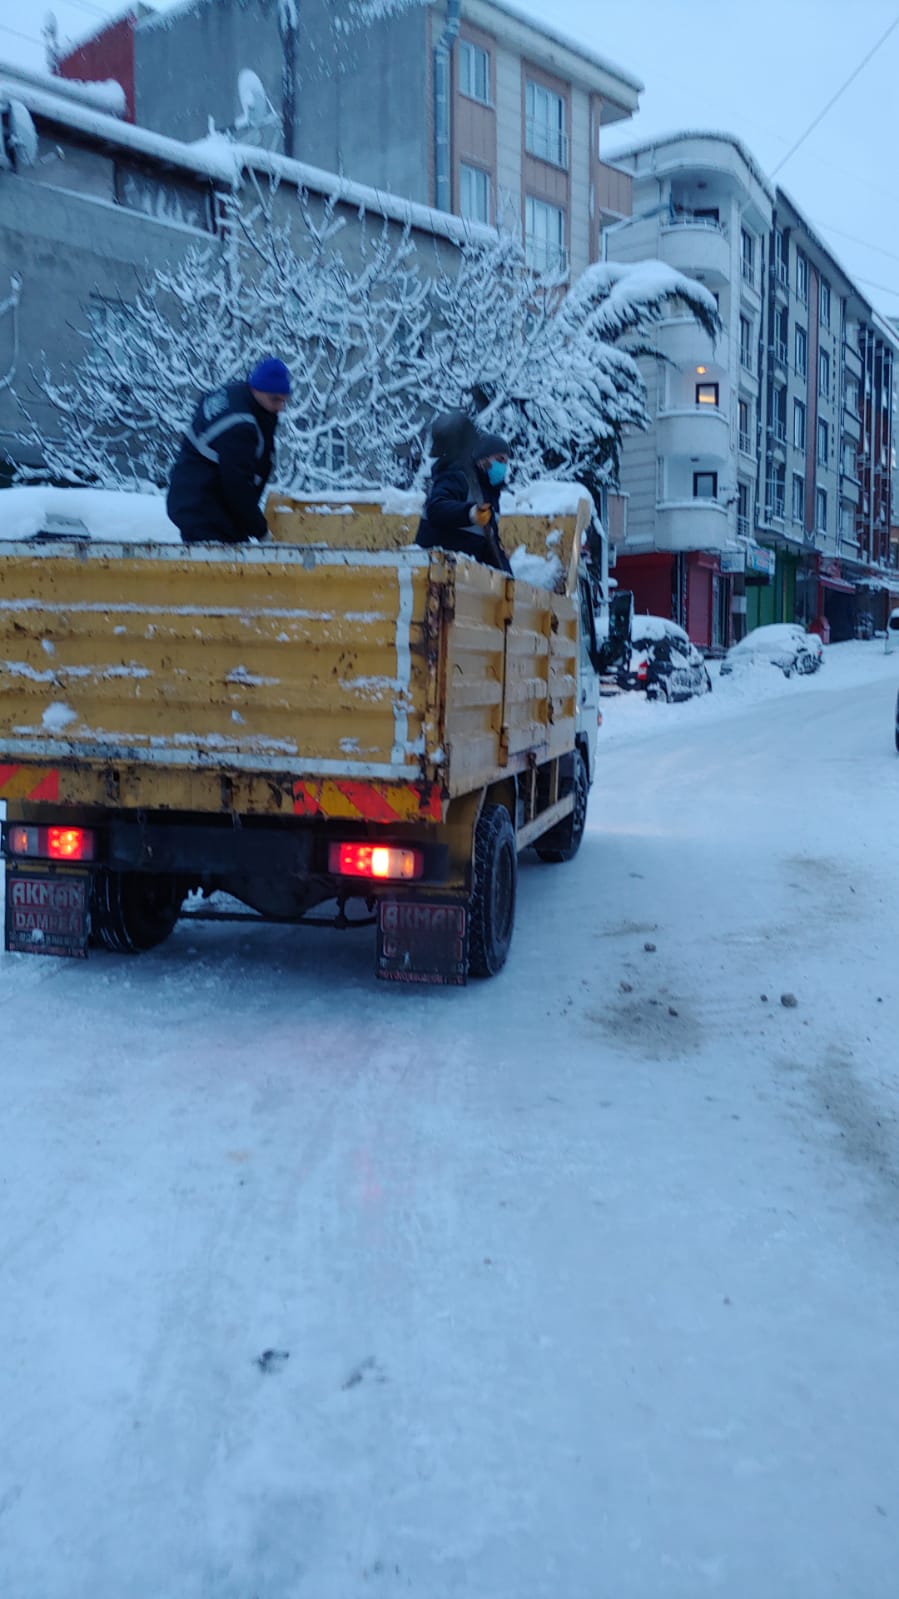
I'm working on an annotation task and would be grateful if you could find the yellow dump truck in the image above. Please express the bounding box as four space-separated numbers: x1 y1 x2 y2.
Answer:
0 492 601 984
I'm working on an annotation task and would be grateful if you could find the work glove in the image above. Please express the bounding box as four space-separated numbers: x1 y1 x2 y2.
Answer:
471 503 492 527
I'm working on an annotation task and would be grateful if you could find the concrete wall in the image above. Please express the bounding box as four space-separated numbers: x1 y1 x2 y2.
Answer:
135 0 283 147
135 0 432 204
295 0 432 203
0 131 219 466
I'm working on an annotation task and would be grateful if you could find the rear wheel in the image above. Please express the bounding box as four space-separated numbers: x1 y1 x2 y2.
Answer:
468 804 517 978
536 749 589 865
90 870 185 954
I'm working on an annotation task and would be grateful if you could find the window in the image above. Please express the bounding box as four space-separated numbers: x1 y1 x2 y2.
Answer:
314 430 348 478
773 305 788 362
844 377 859 416
741 228 754 285
738 399 751 453
792 474 805 524
816 487 827 531
774 228 788 285
842 441 857 478
772 385 787 441
768 463 785 520
796 251 808 302
696 381 719 406
458 39 490 104
795 324 807 377
793 398 806 451
740 316 752 370
693 471 718 499
818 349 830 398
524 195 566 272
459 163 490 224
525 80 567 167
737 481 750 538
114 160 213 232
817 417 829 465
819 277 831 328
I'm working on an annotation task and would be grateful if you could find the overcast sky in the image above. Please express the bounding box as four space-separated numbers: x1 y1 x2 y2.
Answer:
2 0 897 316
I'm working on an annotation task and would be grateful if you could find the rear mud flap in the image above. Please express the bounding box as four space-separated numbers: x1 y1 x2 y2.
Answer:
377 899 469 986
4 863 90 958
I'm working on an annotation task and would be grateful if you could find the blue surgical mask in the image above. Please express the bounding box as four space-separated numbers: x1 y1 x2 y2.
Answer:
487 460 508 487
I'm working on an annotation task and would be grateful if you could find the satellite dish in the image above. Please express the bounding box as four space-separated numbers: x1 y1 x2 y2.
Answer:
233 69 281 151
236 70 273 132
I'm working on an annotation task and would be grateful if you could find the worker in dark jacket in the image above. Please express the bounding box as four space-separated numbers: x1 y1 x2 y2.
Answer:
166 357 291 544
415 412 513 574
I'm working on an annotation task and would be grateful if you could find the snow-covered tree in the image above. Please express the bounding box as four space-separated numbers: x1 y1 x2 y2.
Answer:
15 185 717 510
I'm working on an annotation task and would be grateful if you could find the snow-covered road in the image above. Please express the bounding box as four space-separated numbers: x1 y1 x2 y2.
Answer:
2 645 899 1598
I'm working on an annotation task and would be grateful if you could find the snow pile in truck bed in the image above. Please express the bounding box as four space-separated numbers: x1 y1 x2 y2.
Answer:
2 482 591 547
0 488 179 543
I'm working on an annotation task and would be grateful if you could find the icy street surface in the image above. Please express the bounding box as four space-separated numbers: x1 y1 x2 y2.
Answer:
1 644 899 1598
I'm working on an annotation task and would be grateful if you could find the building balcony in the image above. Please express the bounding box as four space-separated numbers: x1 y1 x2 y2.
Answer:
841 406 862 442
655 316 720 368
657 405 730 460
768 340 788 377
840 474 861 508
740 264 761 310
767 421 787 462
770 261 789 300
842 340 863 380
659 219 731 283
654 497 731 553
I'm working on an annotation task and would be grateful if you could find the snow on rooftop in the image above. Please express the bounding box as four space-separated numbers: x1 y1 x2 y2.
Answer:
0 76 494 244
139 0 643 101
601 129 775 202
57 2 153 56
0 59 126 117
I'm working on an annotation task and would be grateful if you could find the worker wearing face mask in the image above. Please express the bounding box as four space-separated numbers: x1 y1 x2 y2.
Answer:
415 414 513 575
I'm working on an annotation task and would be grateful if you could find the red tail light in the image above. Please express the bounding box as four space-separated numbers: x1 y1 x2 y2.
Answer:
7 824 94 862
329 842 424 881
48 827 93 861
636 661 648 682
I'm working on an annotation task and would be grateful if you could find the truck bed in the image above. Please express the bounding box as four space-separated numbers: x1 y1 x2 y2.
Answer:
0 537 578 819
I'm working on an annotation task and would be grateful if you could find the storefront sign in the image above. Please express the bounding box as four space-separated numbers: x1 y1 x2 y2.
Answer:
746 546 776 577
719 549 745 574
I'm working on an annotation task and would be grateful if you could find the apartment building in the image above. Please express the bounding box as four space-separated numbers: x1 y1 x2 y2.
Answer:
604 132 898 646
56 0 641 279
602 133 774 649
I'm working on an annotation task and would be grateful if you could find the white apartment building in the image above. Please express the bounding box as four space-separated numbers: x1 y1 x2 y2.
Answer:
602 132 774 648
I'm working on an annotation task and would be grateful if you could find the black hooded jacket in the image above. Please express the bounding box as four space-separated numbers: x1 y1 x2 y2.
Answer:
415 456 512 574
167 381 278 544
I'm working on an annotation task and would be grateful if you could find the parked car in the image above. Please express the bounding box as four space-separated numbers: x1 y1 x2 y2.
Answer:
611 614 712 703
719 623 823 679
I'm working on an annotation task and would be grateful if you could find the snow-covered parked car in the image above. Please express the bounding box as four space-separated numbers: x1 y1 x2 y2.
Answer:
719 623 823 679
615 615 712 703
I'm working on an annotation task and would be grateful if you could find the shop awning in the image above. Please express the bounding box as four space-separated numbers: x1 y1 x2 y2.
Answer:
818 574 855 595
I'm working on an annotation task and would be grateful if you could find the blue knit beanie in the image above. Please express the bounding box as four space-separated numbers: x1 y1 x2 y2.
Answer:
248 357 292 395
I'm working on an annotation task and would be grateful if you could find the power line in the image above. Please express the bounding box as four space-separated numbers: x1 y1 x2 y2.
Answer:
771 11 899 177
0 22 43 47
813 219 899 268
851 274 899 300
